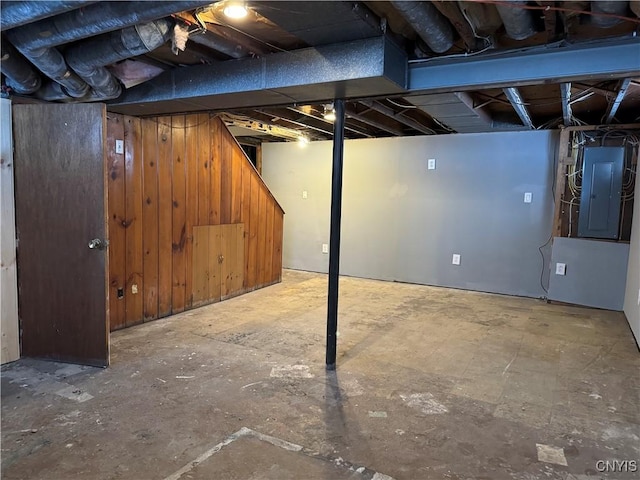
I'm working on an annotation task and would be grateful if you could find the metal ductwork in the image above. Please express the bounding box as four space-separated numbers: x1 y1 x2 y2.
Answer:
63 19 174 100
4 1 208 99
591 1 630 27
1 40 41 94
0 1 95 31
5 1 210 53
495 0 537 40
390 1 455 54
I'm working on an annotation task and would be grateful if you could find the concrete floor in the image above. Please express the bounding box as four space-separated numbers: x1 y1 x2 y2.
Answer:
2 270 639 480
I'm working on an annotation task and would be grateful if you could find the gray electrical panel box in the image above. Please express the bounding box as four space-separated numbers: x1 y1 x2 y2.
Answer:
578 146 624 239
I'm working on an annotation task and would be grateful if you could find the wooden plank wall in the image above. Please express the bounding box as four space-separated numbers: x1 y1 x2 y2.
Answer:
107 114 283 331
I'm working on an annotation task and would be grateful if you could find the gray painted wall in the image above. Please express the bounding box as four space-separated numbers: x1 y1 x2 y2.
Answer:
548 237 629 310
263 130 557 298
624 178 640 345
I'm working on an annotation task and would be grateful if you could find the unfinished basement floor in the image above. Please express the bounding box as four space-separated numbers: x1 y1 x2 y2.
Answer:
2 270 639 480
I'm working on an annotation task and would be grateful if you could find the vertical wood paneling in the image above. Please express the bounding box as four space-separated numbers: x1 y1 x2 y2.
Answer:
192 226 209 305
272 212 283 283
107 115 126 330
264 201 275 284
220 130 232 224
197 114 210 226
248 174 260 287
108 114 284 329
208 225 221 301
157 117 173 317
257 187 268 285
231 147 243 223
141 118 159 321
124 116 143 327
184 114 199 308
241 161 251 288
210 117 222 225
171 115 187 313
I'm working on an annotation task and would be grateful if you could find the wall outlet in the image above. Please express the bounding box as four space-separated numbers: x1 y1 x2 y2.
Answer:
524 192 532 203
302 190 308 199
115 139 124 154
555 262 566 275
452 253 461 265
131 284 138 294
322 243 329 254
428 158 436 170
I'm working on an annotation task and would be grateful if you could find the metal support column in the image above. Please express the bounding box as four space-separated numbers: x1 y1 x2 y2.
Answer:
326 99 346 370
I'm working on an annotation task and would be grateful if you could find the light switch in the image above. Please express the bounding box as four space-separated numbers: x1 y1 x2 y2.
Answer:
555 263 566 275
452 254 461 265
302 190 308 199
322 243 329 254
524 192 532 203
428 158 436 170
115 139 124 154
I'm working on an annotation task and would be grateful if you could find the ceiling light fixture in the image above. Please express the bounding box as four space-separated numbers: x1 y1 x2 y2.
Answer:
223 1 248 19
298 135 309 147
323 103 336 122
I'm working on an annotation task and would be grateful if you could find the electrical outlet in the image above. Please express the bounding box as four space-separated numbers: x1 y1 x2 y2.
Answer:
115 139 124 154
131 284 138 294
555 263 566 275
322 243 329 254
524 192 532 203
302 190 308 199
427 158 436 170
452 254 461 265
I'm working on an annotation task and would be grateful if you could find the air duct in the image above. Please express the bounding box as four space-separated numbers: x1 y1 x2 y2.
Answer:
4 1 208 99
64 19 173 100
591 1 630 27
0 1 95 31
5 1 209 53
390 1 455 53
495 0 537 40
1 40 41 94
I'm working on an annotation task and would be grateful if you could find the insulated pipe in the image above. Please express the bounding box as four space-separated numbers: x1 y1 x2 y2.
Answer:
64 19 173 100
495 0 537 40
5 1 209 53
1 40 41 94
326 99 346 371
4 1 208 99
390 1 455 53
0 1 95 31
591 1 630 27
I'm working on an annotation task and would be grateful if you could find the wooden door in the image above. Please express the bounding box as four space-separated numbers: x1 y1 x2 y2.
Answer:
13 104 109 367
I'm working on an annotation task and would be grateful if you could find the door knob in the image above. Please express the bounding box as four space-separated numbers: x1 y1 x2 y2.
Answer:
88 238 108 250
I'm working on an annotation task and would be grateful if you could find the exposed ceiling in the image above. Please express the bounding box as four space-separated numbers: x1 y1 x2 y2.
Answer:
1 1 640 144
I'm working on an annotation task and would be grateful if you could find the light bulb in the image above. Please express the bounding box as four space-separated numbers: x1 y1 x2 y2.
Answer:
223 2 248 19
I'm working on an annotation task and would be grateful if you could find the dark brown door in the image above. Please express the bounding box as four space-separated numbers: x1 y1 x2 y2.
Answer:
13 104 109 367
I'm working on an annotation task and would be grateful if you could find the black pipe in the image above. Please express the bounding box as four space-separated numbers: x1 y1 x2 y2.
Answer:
0 1 95 31
65 19 173 100
326 99 346 371
1 40 41 94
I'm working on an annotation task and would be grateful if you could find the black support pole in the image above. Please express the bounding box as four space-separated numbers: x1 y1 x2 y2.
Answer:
326 99 346 370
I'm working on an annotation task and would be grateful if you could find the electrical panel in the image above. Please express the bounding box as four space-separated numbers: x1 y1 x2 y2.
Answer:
577 146 625 240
